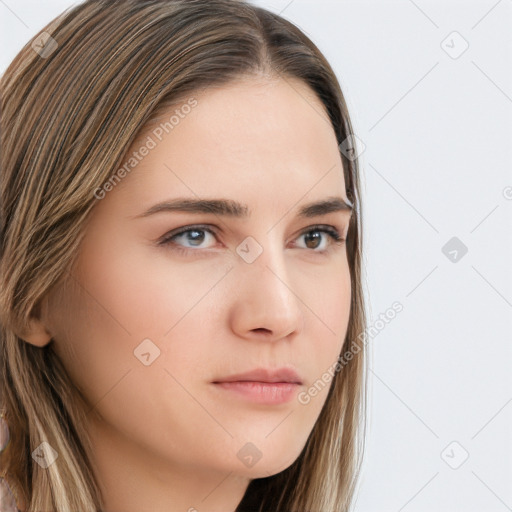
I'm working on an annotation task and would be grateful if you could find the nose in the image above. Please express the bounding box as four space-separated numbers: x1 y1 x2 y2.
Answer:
228 241 304 342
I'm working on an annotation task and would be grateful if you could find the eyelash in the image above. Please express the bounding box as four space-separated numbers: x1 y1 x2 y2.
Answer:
158 224 346 256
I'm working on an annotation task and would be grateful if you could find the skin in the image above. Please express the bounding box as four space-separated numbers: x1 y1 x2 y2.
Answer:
24 76 352 512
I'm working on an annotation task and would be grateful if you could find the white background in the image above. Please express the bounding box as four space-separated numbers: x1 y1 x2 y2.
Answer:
1 1 511 511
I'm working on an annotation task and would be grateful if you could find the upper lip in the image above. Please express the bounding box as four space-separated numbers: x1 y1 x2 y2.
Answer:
212 367 303 385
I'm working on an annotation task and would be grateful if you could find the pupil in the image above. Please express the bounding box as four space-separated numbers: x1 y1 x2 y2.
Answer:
305 231 320 249
188 230 205 245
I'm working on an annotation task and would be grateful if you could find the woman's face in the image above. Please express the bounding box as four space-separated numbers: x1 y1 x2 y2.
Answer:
44 77 352 486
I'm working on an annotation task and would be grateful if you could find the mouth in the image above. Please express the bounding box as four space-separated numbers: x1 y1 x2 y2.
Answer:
211 367 303 405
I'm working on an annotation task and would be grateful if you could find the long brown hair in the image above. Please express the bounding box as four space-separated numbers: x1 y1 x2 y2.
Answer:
0 1 368 510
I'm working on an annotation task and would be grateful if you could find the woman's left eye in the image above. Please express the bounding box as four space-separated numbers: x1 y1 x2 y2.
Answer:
293 226 345 251
158 224 345 254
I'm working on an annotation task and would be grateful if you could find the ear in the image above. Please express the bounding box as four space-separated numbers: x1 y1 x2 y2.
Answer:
19 300 53 347
21 319 52 347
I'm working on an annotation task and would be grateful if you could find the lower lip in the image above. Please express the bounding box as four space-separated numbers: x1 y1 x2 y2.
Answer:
213 381 300 405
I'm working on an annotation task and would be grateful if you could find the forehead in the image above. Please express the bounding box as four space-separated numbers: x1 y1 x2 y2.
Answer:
97 77 347 216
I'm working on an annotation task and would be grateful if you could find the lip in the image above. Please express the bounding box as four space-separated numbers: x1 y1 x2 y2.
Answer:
212 367 303 385
211 367 303 405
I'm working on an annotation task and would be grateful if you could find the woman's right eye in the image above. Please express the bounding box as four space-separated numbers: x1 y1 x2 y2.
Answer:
159 225 218 251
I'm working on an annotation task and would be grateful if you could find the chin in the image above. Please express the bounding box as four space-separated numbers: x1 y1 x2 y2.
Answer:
233 442 304 479
239 458 299 480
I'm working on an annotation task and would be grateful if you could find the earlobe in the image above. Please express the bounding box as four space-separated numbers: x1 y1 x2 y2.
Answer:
21 317 53 347
19 300 53 347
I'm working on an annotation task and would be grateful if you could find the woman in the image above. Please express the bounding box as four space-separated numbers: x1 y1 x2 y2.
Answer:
0 0 368 510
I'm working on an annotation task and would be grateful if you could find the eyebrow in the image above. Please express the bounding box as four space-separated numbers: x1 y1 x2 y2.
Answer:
133 196 353 219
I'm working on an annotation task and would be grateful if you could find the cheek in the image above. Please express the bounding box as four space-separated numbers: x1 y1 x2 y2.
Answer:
75 224 233 337
302 258 352 356
295 263 351 406
321 266 351 338
51 240 231 409
48 281 137 412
